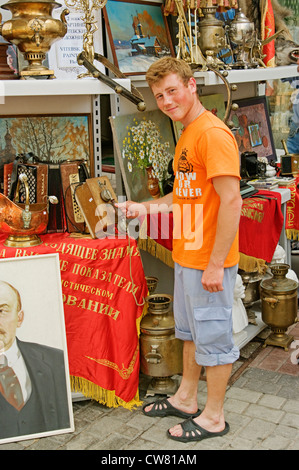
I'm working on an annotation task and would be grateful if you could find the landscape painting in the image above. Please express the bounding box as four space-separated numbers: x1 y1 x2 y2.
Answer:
0 114 93 170
103 0 174 75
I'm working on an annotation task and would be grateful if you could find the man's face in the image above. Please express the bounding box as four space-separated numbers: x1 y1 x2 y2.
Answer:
0 283 23 353
151 73 197 127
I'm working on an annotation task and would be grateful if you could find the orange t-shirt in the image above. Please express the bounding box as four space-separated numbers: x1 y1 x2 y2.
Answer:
172 110 240 270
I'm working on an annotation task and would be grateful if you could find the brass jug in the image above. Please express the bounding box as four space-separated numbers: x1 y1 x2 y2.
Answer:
140 294 183 396
260 263 298 350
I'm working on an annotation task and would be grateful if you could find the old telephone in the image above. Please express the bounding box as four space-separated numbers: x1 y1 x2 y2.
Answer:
74 176 145 308
74 176 127 238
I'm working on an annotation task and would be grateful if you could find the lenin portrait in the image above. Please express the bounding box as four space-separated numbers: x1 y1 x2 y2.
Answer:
0 254 74 444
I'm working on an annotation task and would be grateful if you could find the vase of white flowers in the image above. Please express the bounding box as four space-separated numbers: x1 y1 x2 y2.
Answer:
122 117 171 198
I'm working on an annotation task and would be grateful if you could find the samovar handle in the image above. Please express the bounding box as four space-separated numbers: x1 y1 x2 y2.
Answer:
263 297 279 309
15 173 30 207
60 9 70 25
145 345 162 364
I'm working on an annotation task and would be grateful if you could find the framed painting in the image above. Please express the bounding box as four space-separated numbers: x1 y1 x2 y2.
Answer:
0 254 74 444
110 109 176 202
103 0 174 76
228 96 277 162
0 114 94 173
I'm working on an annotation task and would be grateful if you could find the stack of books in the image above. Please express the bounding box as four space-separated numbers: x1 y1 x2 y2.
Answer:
249 177 296 190
249 178 279 190
277 177 296 187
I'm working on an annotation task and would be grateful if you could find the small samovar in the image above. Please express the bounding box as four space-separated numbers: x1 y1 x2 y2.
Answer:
140 294 183 397
0 0 69 78
145 276 159 294
260 264 298 350
239 269 263 324
228 9 255 68
197 5 227 68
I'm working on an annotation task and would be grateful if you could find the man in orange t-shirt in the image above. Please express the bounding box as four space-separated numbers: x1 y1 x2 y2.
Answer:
118 57 242 443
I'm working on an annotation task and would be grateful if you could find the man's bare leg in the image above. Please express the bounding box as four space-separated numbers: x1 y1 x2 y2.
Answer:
144 340 202 414
168 362 232 437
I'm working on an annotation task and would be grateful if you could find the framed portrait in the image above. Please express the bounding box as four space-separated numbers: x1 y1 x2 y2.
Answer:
110 109 175 202
0 114 93 173
228 96 277 162
0 254 74 444
103 0 174 76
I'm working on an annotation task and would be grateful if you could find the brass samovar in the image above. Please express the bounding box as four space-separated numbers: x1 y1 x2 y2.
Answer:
140 294 183 397
0 0 69 78
197 5 227 68
260 264 298 350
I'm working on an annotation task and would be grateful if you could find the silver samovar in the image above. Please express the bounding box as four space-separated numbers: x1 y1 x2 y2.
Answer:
228 9 255 68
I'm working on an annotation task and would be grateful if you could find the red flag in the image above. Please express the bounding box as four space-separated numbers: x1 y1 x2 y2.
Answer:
261 0 276 67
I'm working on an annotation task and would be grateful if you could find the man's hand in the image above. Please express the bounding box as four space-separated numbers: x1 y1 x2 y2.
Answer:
115 201 147 219
201 264 224 293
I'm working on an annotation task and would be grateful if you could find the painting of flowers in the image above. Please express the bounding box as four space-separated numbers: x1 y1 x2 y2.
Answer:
110 110 175 202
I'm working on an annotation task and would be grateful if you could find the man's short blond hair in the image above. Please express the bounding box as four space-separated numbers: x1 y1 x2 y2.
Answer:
146 57 194 88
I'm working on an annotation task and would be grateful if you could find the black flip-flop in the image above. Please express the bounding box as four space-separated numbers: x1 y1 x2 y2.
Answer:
142 397 201 419
167 417 230 443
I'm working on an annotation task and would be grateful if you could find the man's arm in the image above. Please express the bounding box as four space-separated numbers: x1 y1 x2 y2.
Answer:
201 175 242 293
117 191 173 218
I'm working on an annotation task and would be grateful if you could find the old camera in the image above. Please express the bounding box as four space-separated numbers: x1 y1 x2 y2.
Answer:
241 151 266 179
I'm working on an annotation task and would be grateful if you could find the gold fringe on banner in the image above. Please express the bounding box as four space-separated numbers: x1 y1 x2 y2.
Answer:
70 303 148 410
138 237 174 268
238 252 267 273
286 229 299 241
70 376 143 410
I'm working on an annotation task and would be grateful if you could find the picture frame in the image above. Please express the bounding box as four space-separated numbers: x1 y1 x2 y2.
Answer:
0 30 19 76
103 0 174 76
228 96 277 162
0 254 74 444
110 109 176 202
0 114 94 173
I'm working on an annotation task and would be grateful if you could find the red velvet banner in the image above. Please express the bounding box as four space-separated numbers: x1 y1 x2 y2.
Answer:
261 0 276 67
140 189 284 267
239 190 283 262
284 177 299 240
0 232 148 409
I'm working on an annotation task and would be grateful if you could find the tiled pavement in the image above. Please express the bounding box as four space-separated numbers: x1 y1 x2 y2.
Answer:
1 324 299 452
